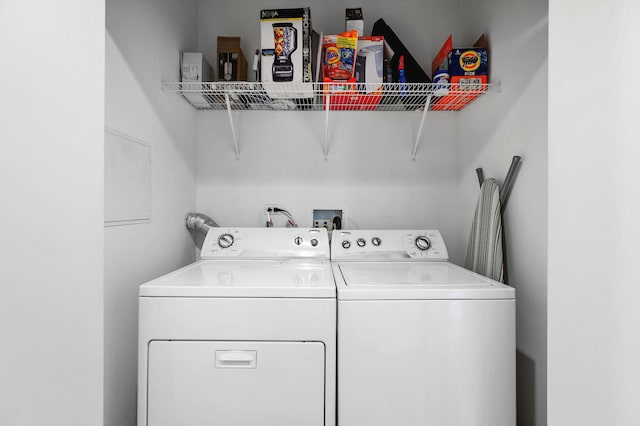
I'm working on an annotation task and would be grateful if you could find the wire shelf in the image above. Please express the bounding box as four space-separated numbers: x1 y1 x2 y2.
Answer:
162 81 499 112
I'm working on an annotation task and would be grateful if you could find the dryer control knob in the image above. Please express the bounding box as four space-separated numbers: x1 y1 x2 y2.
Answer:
342 240 351 249
357 238 366 247
294 236 304 246
310 238 319 247
372 237 382 246
415 236 431 251
218 233 235 249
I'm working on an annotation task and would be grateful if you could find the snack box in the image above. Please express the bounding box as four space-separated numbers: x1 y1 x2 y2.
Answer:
431 34 488 111
260 7 313 99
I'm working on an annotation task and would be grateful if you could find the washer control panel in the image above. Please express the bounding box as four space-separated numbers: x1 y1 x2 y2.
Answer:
401 231 447 259
201 227 330 259
331 230 448 261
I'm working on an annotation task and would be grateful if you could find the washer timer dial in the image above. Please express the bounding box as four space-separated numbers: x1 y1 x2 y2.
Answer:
414 236 431 251
402 231 448 260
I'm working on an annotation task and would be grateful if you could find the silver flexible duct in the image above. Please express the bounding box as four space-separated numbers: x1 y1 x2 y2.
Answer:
185 212 219 242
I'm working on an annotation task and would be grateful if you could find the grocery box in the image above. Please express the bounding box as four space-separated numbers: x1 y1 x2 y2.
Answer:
180 52 213 82
217 37 247 81
180 52 213 108
260 7 313 99
431 34 489 111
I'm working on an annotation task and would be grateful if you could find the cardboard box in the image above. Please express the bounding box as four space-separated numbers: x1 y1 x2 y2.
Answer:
180 52 213 82
355 36 384 91
345 8 364 37
431 34 489 111
217 37 247 81
260 7 313 98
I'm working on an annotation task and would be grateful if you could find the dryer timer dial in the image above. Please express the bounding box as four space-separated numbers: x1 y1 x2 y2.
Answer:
218 233 235 249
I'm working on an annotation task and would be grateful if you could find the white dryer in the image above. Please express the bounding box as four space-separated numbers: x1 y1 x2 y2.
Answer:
138 227 336 426
331 230 515 426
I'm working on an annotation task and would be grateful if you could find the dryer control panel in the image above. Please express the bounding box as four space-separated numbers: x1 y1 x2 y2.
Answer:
201 227 330 260
331 230 448 261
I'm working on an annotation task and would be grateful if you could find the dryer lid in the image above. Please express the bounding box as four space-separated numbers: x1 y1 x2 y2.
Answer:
140 259 336 298
334 262 514 300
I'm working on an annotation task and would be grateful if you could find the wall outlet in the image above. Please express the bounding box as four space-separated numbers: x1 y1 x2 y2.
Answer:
312 209 344 232
264 204 281 215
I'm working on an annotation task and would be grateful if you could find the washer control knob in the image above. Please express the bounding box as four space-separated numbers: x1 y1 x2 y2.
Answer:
357 238 366 247
294 236 304 246
218 233 235 249
342 240 351 249
310 238 319 247
372 237 382 246
415 236 431 251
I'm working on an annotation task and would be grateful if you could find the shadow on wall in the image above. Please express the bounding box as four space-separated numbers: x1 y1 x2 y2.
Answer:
517 350 536 426
105 0 198 168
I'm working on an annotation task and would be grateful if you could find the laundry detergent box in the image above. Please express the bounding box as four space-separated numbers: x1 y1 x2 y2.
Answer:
431 34 489 111
260 7 313 99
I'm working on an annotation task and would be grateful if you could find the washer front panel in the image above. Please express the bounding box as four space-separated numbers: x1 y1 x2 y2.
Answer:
338 299 516 426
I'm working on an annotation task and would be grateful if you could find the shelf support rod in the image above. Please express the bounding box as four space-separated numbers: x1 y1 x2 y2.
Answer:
225 93 240 159
411 94 433 161
324 93 330 160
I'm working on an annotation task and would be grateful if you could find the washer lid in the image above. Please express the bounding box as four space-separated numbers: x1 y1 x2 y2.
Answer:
140 259 336 298
334 262 514 300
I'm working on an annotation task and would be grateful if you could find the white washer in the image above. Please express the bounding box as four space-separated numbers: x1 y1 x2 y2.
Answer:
331 230 515 426
138 228 336 426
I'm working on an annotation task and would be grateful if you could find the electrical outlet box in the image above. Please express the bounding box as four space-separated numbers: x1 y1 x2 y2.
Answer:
312 209 344 232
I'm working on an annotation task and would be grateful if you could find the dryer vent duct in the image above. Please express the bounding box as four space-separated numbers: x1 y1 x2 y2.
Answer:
185 212 219 249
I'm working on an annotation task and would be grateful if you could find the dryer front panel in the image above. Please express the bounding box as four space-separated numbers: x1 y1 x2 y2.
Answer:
147 340 325 426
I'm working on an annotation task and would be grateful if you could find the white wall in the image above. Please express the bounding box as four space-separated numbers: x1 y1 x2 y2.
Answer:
455 0 548 425
104 0 198 424
0 2 104 426
196 111 460 236
548 0 640 425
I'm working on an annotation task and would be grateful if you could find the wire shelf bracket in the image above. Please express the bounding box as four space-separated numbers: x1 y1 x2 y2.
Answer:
411 94 433 160
224 93 240 160
324 93 331 160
